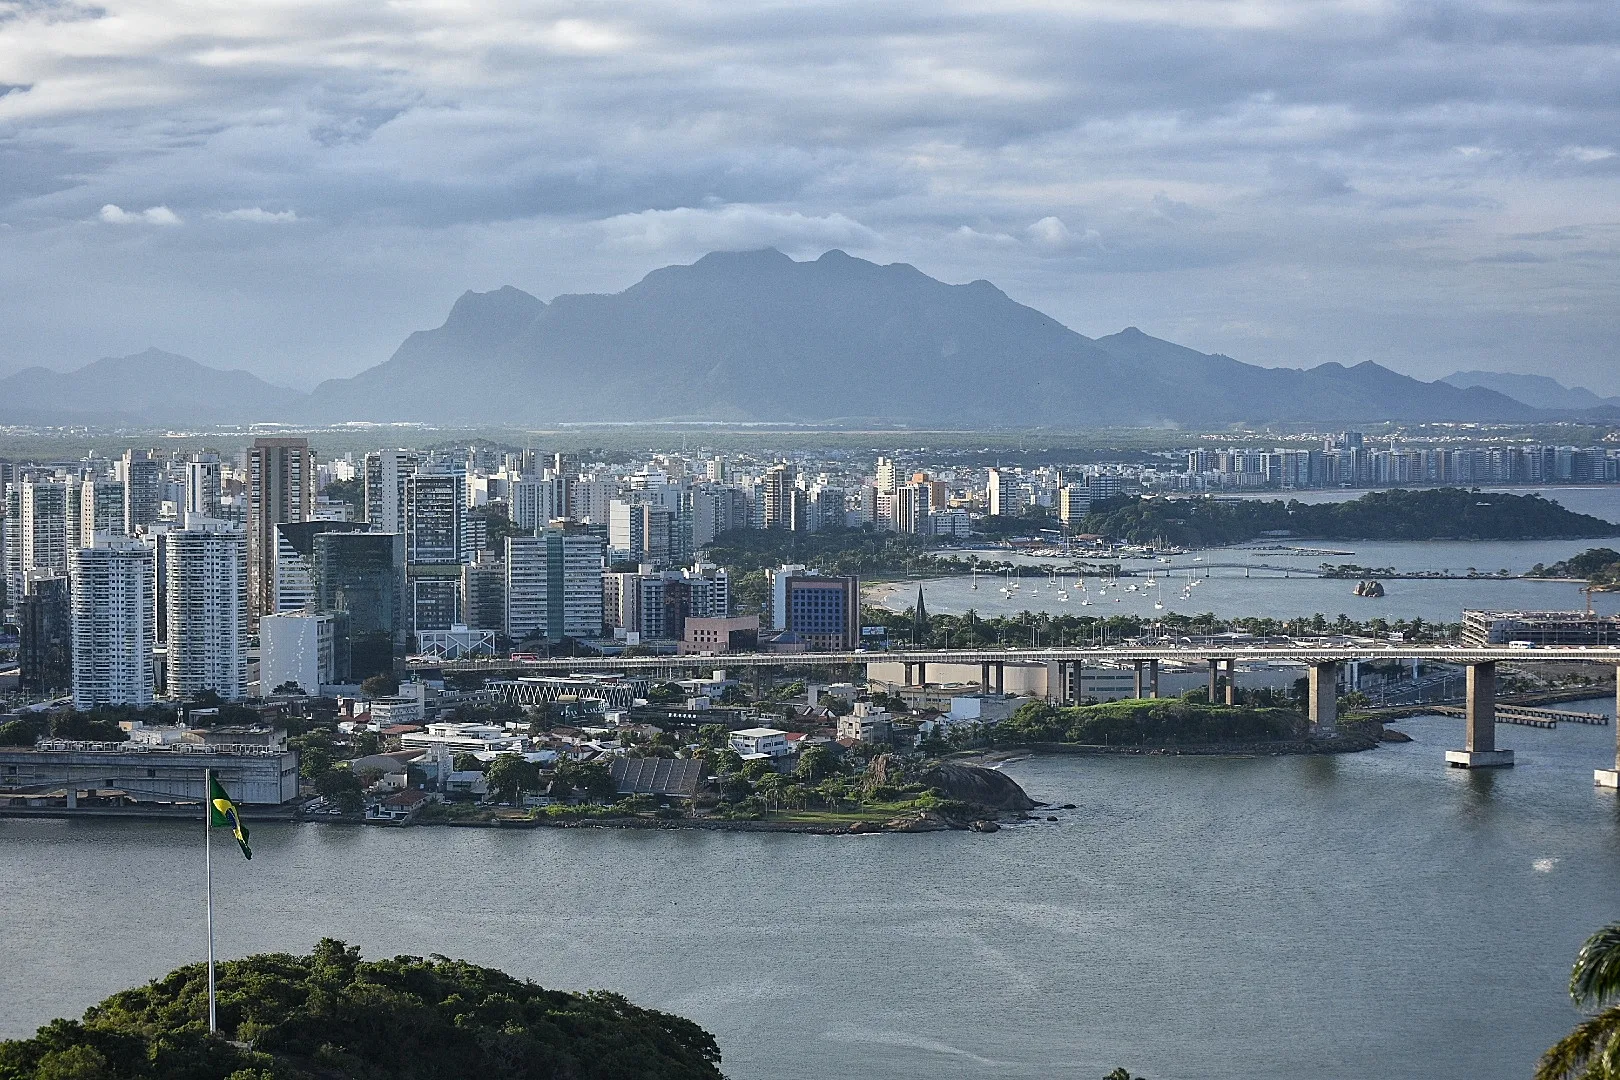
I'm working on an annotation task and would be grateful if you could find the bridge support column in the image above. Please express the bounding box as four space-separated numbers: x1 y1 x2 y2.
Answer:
981 662 991 696
1448 661 1514 769
1055 661 1070 704
1149 658 1159 699
1207 659 1219 703
1307 662 1338 733
916 662 927 687
994 663 1004 696
903 663 914 687
1225 658 1237 706
1597 664 1620 788
1133 660 1145 700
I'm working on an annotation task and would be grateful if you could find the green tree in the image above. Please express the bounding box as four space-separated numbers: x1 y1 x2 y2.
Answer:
360 674 398 698
796 745 835 782
452 752 486 772
0 720 38 746
554 760 616 802
315 766 363 813
485 754 541 805
1537 923 1620 1080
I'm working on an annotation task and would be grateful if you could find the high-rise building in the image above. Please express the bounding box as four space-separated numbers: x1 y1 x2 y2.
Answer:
461 551 507 633
185 454 223 519
404 463 466 631
69 540 155 709
122 450 164 534
363 449 419 534
79 479 126 547
313 531 404 681
505 521 604 643
2 483 20 608
20 479 70 576
987 468 1022 517
1057 485 1091 526
19 570 71 696
875 457 899 493
248 438 315 621
762 464 805 531
567 477 618 524
507 476 565 533
166 520 249 702
609 499 677 564
274 520 373 614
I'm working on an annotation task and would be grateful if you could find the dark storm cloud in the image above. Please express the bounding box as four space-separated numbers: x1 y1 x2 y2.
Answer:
0 0 1616 392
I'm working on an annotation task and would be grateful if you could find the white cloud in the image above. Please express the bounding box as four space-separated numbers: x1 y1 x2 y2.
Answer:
592 205 880 254
215 207 298 223
1559 146 1616 164
1027 216 1102 251
98 204 181 225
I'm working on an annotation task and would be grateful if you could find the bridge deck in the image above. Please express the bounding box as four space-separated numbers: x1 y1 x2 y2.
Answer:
412 645 1620 675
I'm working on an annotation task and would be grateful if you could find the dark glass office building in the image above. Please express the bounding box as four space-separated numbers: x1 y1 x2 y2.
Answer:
313 532 404 681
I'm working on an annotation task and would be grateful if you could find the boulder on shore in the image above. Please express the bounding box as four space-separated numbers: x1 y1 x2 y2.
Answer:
922 763 1038 812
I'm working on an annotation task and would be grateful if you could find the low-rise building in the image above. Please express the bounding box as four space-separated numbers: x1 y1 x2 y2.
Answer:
0 740 299 806
728 727 791 759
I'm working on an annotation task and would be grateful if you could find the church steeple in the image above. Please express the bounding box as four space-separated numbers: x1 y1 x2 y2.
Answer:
912 585 929 643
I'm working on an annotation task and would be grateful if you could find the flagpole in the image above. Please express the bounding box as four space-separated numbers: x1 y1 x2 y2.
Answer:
205 767 216 1034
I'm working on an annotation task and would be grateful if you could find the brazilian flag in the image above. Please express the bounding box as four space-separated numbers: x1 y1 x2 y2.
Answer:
209 774 252 860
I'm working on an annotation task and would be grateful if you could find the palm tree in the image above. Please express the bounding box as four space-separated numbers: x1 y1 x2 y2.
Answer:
1537 923 1620 1079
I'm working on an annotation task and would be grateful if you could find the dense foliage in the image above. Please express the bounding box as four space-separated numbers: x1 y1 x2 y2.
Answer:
997 699 1304 746
0 939 723 1080
1531 547 1620 586
1077 488 1618 546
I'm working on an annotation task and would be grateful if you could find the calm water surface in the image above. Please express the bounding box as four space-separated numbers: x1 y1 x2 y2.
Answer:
6 703 1620 1080
878 486 1620 623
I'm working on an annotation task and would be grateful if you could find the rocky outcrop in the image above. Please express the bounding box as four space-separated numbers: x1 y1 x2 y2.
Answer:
921 763 1038 812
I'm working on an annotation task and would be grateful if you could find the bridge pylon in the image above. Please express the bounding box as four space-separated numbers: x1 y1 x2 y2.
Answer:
1446 661 1514 769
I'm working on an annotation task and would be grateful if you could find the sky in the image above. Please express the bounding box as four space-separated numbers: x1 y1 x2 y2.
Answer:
1 0 1617 394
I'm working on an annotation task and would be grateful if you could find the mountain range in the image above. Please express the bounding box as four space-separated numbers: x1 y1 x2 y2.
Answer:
1439 370 1620 412
0 249 1601 428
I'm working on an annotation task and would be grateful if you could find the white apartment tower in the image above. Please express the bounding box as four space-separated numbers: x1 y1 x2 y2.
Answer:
363 450 419 534
69 540 155 709
505 522 604 642
166 520 249 701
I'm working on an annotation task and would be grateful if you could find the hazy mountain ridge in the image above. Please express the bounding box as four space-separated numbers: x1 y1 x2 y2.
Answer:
2 252 1561 428
1441 369 1620 412
0 347 306 426
309 249 1538 427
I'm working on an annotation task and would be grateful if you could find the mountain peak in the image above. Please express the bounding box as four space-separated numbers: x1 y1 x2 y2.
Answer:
444 286 543 333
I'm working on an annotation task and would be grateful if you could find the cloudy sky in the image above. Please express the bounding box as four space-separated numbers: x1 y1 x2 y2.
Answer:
2 0 1617 393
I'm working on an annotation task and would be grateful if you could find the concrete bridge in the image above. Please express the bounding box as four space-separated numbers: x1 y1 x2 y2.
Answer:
413 645 1620 784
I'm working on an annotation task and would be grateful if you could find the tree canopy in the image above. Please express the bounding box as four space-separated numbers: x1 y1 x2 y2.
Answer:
1078 488 1618 546
0 939 723 1080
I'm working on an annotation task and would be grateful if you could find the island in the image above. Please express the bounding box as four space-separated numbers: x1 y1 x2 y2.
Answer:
0 940 724 1080
1075 488 1620 547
